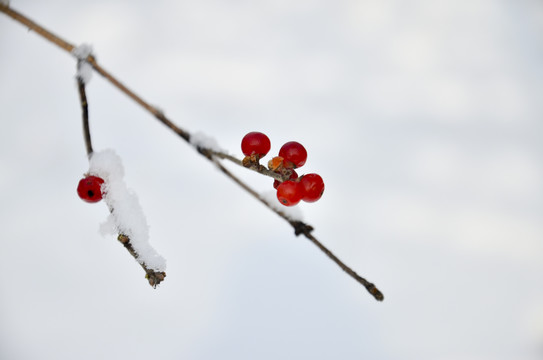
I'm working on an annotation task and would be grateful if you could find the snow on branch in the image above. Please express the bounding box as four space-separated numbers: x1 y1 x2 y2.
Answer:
71 43 93 84
189 131 226 154
89 149 167 274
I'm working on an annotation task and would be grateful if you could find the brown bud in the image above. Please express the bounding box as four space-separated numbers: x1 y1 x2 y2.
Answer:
268 156 284 171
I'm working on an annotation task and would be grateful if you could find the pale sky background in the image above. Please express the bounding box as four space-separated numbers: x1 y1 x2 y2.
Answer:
1 1 542 359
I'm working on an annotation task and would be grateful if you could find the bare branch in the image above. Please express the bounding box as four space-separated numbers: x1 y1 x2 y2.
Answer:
77 79 93 157
0 5 75 53
210 158 384 301
299 230 384 301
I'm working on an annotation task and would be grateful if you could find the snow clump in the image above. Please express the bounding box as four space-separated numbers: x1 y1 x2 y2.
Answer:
71 43 94 84
190 131 227 154
88 149 166 272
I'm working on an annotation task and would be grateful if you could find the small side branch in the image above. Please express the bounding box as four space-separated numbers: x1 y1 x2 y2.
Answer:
77 79 93 157
198 148 284 182
118 235 166 288
77 77 165 288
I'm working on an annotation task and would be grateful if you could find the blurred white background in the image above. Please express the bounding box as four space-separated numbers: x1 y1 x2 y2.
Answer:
1 1 542 359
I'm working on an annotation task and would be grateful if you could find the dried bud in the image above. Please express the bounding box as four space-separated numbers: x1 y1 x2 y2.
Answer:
268 156 284 171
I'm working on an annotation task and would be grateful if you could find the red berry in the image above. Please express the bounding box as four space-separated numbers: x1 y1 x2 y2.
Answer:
276 180 303 206
77 175 105 203
241 132 271 158
273 169 298 189
299 173 325 202
278 141 307 168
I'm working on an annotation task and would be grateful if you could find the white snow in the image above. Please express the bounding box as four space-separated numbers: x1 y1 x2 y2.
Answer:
0 0 10 6
88 149 167 272
189 131 226 154
260 190 304 221
76 61 93 84
72 43 93 60
71 43 93 84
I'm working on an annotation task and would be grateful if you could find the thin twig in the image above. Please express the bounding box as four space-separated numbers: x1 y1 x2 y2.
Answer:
118 235 166 288
76 75 166 287
0 4 75 53
77 78 93 157
209 156 293 223
0 5 189 141
206 149 285 181
300 231 384 301
211 157 384 301
2 5 383 301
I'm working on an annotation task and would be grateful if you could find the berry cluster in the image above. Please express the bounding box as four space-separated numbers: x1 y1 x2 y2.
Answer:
77 175 105 203
241 132 325 207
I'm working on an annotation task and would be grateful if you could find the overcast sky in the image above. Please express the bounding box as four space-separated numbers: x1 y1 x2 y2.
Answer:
1 1 543 359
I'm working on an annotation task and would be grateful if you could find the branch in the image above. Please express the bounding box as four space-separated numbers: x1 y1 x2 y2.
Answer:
299 231 384 301
77 79 93 157
0 4 75 53
77 78 166 288
2 4 383 301
118 235 166 288
202 148 285 182
210 157 384 301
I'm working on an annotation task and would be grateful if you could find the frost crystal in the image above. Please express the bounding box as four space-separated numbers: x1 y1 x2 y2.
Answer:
71 43 94 84
260 190 304 221
190 131 226 154
88 149 167 272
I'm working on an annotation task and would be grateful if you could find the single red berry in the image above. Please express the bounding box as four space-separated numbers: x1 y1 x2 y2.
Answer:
241 132 271 158
273 169 298 189
77 175 105 203
276 180 303 206
299 173 325 202
278 141 307 168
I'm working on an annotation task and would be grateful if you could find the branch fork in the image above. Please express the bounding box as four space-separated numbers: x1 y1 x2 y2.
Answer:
1 5 383 301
